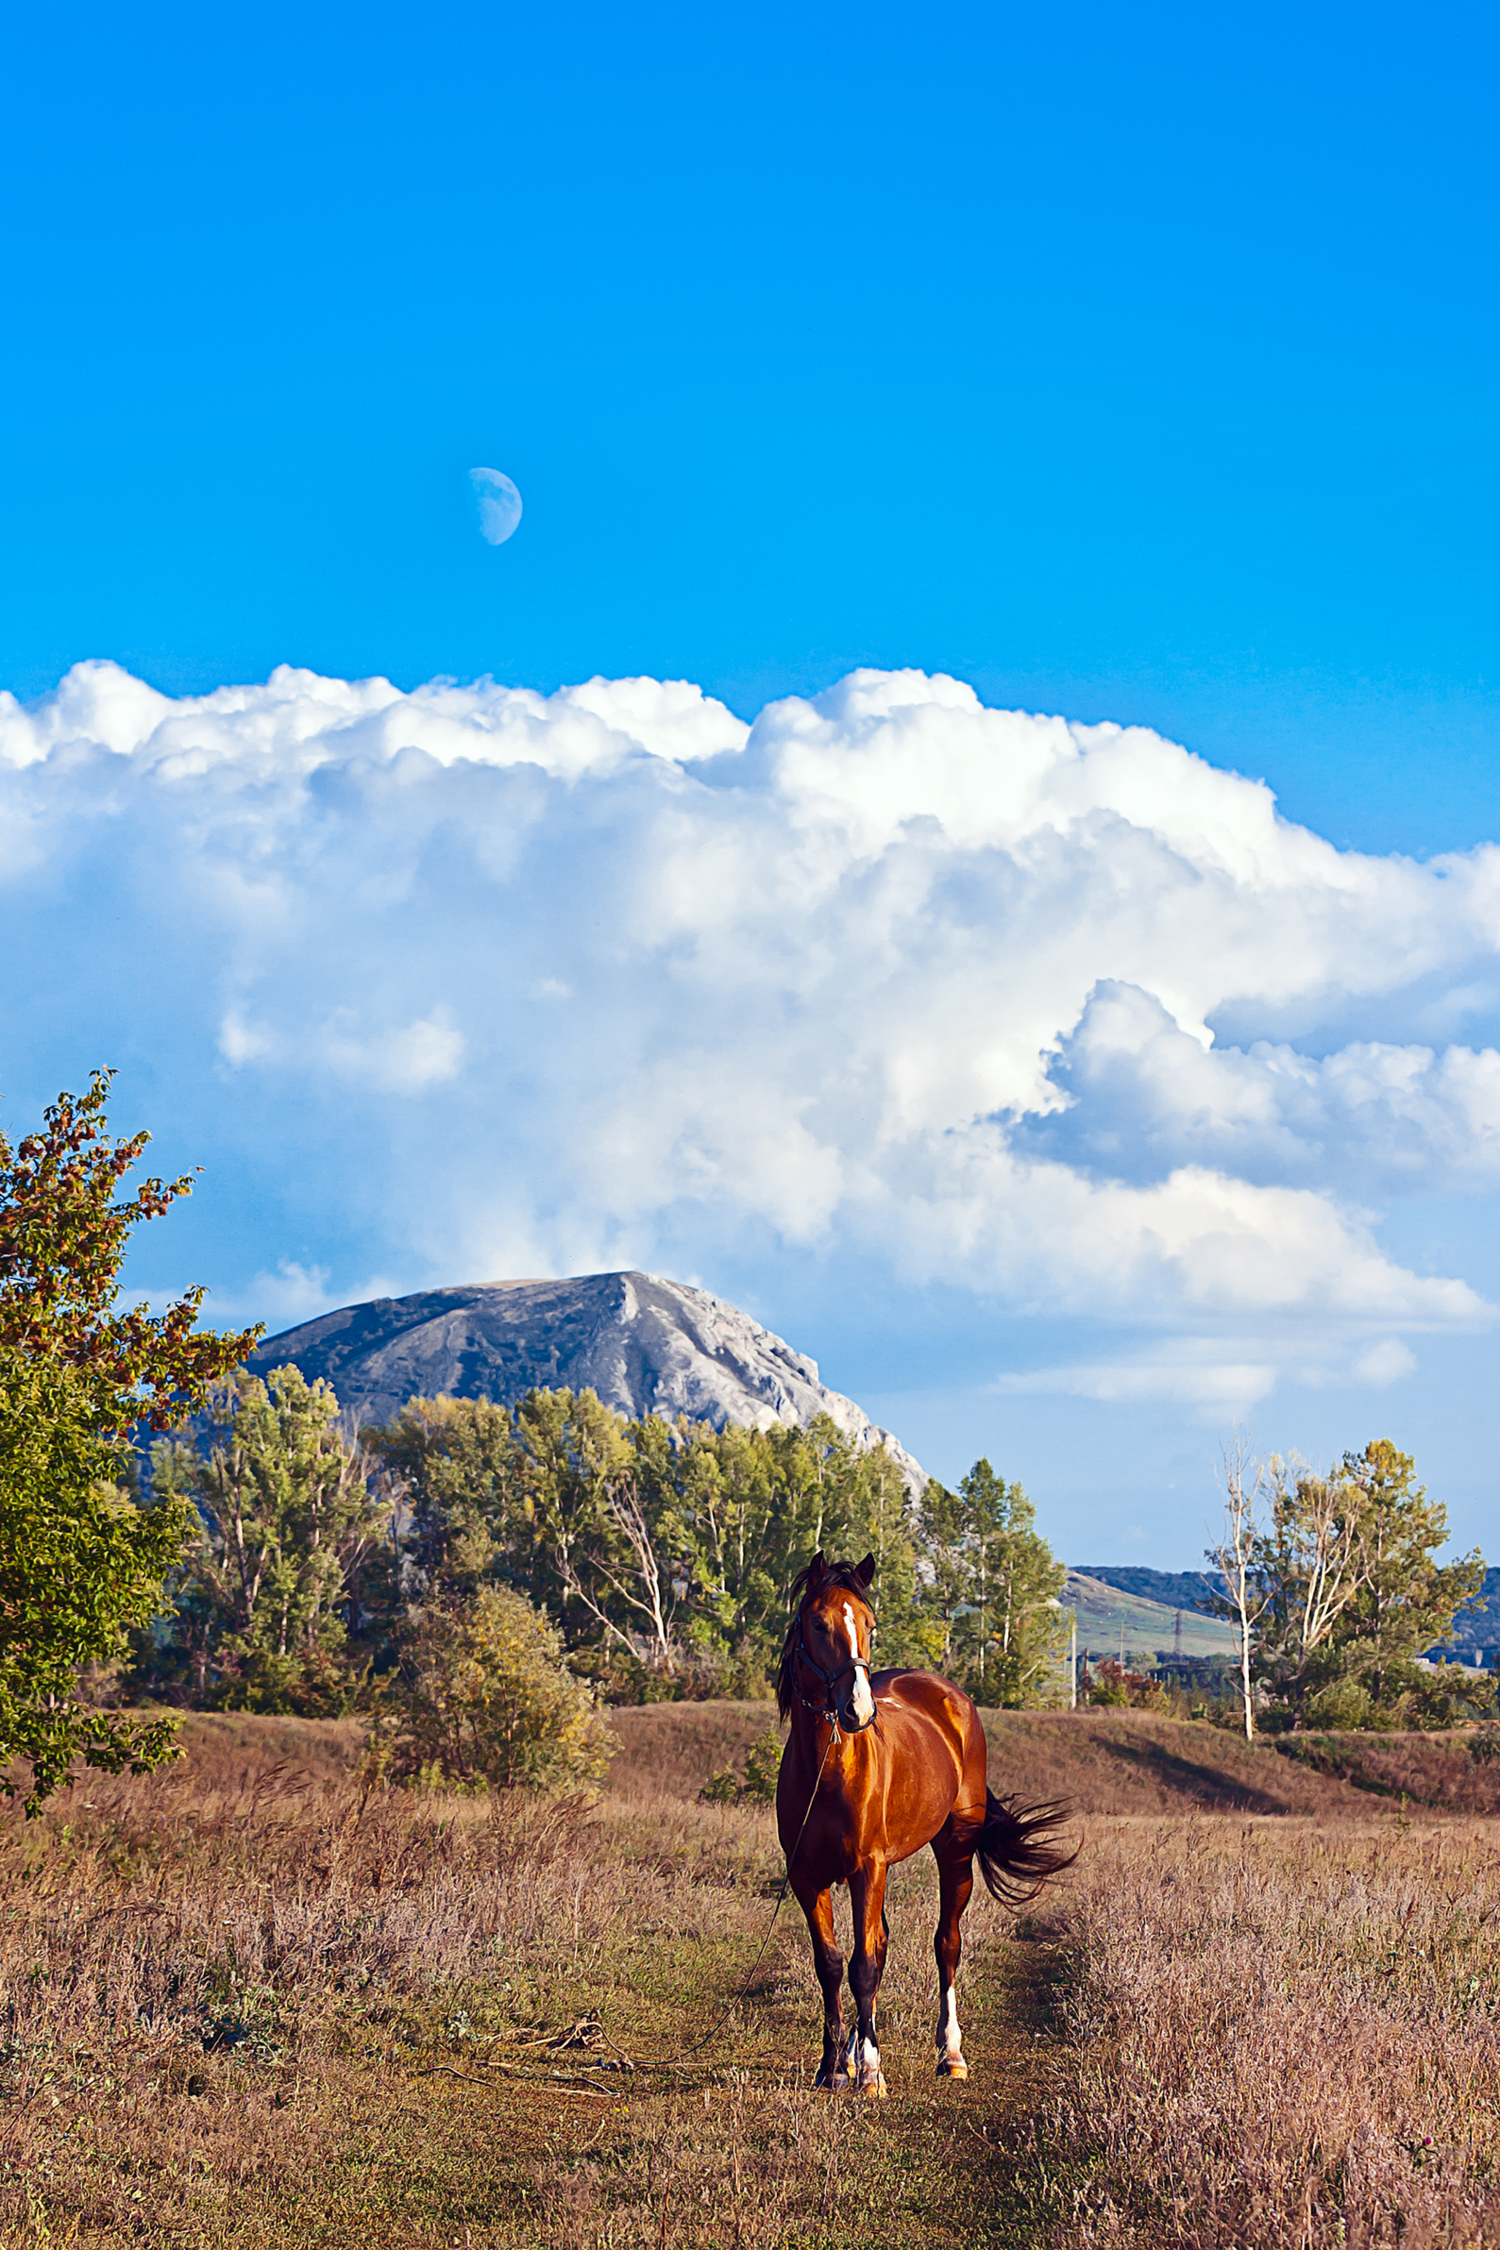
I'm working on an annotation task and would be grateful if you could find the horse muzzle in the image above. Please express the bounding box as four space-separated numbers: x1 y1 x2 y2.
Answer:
840 1663 877 1733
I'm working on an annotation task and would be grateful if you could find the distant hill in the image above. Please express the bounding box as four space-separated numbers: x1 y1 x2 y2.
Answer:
1076 1564 1226 1616
1441 1566 1500 1652
248 1269 926 1488
1079 1563 1500 1662
1064 1571 1237 1661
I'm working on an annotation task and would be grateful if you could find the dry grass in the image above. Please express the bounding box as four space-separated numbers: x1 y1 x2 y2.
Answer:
164 1700 1500 1820
1272 1729 1500 1814
979 1711 1377 1817
1043 1817 1500 2247
0 1723 1051 2247
1 1768 784 2242
603 1703 779 1801
10 1706 1500 2247
607 1702 1500 1820
157 1711 367 1788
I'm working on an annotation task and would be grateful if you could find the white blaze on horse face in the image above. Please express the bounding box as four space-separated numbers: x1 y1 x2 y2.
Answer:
843 1602 875 1725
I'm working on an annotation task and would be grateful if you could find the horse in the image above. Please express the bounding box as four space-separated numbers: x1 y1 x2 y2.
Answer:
775 1550 1076 2097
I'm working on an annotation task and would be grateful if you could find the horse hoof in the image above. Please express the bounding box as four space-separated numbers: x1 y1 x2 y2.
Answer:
857 2073 888 2099
937 2057 969 2081
816 2070 850 2092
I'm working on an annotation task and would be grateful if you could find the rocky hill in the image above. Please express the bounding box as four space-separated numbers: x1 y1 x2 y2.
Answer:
248 1269 926 1487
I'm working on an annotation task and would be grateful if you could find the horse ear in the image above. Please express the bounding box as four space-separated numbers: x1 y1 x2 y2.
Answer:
806 1551 827 1588
855 1552 876 1590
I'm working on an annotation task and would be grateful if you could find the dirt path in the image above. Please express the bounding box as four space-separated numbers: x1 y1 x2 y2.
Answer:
330 1919 1073 2249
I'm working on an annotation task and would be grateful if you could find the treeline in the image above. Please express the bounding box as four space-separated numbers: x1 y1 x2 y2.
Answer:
2 1071 1075 1812
125 1359 1065 1710
131 1364 1072 1716
1211 1438 1494 1735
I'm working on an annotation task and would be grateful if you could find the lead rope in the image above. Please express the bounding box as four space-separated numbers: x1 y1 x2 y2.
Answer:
591 1715 844 2072
410 1718 846 2098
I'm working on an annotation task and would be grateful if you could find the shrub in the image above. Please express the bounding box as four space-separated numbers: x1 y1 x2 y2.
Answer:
1303 1676 1374 1730
1082 1658 1169 1711
699 1724 783 1805
370 1585 613 1793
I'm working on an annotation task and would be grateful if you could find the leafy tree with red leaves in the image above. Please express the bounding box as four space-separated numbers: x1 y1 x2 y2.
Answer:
0 1069 263 1432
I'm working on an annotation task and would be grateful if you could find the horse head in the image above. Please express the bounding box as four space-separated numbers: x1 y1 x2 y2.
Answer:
778 1551 878 1733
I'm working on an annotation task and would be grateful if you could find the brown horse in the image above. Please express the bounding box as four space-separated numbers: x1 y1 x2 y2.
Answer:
775 1551 1075 2096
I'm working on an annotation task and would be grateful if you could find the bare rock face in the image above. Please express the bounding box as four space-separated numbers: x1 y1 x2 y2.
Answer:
248 1269 926 1489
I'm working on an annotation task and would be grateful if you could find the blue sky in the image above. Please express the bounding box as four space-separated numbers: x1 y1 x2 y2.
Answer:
3 1 1499 1562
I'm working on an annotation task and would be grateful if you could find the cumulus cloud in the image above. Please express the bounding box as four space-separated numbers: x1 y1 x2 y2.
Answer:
0 659 1496 1396
1016 981 1500 1192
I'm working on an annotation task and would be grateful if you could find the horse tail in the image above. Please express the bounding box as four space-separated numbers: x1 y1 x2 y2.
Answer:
974 1791 1077 1906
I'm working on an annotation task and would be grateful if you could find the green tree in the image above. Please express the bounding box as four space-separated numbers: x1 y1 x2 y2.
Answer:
0 1073 262 1805
648 1410 934 1680
504 1386 660 1658
918 1461 1068 1706
365 1393 516 1598
359 1390 937 1695
1246 1440 1488 1730
0 1350 190 1811
150 1366 390 1712
1337 1441 1484 1710
371 1583 613 1791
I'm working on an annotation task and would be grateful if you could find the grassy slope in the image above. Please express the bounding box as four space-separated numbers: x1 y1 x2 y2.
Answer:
604 1701 1500 1817
1062 1571 1236 1660
157 1699 1500 1818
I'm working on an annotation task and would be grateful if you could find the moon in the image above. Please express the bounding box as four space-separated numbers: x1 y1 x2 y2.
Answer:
469 466 522 545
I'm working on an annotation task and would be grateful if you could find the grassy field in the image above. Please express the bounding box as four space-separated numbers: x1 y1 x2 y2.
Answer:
5 1706 1500 2247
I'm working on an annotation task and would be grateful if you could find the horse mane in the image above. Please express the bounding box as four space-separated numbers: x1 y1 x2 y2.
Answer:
775 1557 876 1721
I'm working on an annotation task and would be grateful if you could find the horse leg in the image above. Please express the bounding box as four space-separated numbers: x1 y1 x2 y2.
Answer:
792 1877 848 2088
846 1861 889 2098
931 1842 974 2080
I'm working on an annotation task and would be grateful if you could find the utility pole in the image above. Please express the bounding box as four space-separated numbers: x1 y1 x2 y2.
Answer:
1046 1596 1076 1711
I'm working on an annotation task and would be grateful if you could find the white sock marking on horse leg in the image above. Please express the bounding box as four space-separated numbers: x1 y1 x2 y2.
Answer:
935 1985 967 2076
847 2028 881 2089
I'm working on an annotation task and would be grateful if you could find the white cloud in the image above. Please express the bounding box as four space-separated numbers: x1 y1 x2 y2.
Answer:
218 1011 274 1066
994 1354 1279 1412
1352 1338 1418 1387
1 660 1496 1403
217 1005 464 1091
993 1328 1422 1420
1018 980 1500 1192
321 1008 465 1093
234 1262 336 1327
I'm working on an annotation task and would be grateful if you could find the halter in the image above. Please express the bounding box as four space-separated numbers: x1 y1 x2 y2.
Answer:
793 1607 878 1733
